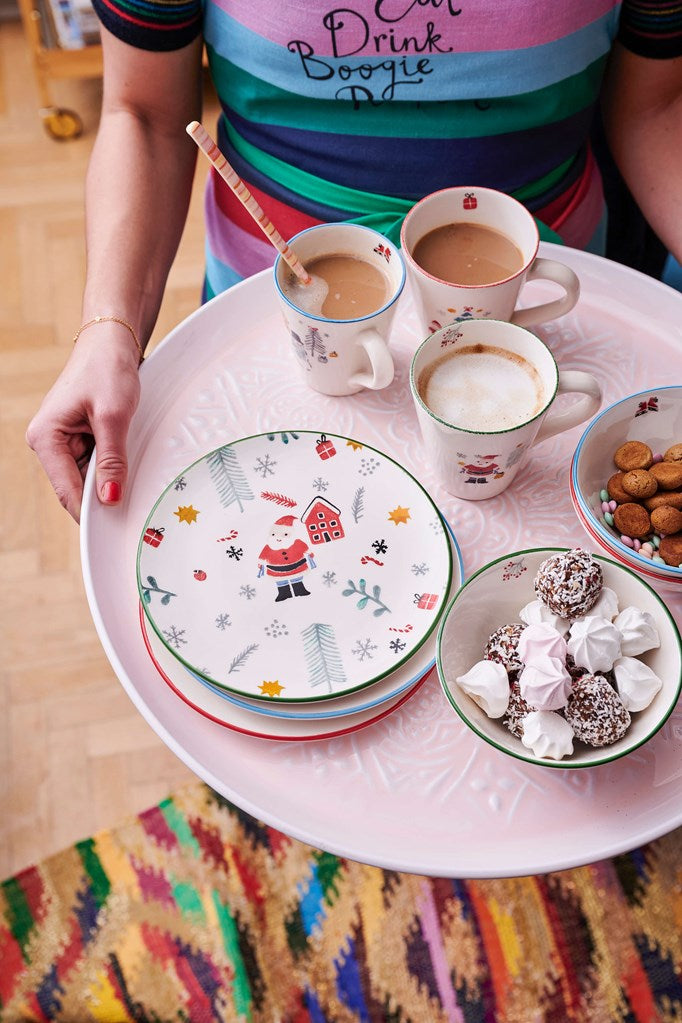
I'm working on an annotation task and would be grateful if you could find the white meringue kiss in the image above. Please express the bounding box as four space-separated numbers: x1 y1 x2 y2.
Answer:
456 660 509 718
521 710 575 760
614 606 660 657
588 586 620 622
517 622 567 666
612 656 663 712
566 616 622 674
519 655 572 711
519 599 570 636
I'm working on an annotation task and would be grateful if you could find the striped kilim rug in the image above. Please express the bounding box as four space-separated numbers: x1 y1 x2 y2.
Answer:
1 782 681 1023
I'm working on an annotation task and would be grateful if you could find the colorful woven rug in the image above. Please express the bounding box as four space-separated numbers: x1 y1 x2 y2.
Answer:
1 781 681 1023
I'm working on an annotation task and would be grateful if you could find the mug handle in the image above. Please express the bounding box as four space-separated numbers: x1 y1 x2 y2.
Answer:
534 370 602 445
348 329 395 391
511 258 580 328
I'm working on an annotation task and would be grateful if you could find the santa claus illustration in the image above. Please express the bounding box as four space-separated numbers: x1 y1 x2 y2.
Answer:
257 515 316 602
459 453 505 484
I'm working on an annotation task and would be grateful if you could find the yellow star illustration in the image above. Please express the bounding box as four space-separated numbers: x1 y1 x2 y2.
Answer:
259 680 284 697
174 504 199 524
346 440 363 451
388 505 411 525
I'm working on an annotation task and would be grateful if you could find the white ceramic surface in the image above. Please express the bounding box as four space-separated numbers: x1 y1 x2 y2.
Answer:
140 606 428 740
437 548 682 769
186 520 463 720
81 244 682 878
571 387 682 584
138 430 452 702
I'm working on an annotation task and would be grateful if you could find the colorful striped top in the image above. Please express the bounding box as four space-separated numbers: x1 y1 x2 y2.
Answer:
91 0 682 298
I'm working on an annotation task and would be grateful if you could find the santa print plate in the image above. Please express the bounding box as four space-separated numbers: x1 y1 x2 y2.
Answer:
137 430 453 702
139 604 430 740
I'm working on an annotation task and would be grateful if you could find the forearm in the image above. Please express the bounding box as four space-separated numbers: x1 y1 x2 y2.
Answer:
602 48 682 264
82 35 204 349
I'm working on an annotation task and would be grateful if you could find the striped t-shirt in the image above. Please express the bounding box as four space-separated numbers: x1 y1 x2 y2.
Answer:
92 0 682 298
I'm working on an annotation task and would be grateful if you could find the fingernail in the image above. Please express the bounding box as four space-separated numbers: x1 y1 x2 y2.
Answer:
102 481 121 503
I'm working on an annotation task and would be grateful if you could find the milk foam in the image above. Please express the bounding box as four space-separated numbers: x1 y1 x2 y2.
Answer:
419 344 546 431
282 272 329 315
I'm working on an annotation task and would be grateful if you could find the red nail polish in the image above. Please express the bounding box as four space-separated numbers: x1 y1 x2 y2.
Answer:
102 480 121 503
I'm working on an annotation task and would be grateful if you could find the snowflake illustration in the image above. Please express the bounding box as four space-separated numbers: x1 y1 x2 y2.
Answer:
352 638 378 661
429 517 444 533
411 562 429 576
322 571 337 587
239 584 256 600
264 619 289 639
312 476 329 493
163 626 187 649
389 638 406 653
371 539 388 555
358 456 380 477
253 454 277 478
215 613 232 630
174 476 187 491
225 546 244 561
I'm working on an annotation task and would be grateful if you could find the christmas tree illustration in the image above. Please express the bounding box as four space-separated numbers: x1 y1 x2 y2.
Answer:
206 445 254 513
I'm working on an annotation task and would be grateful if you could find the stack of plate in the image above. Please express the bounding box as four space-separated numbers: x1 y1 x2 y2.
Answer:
137 430 463 740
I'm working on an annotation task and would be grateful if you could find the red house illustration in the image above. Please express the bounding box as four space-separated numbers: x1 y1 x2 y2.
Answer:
302 498 345 544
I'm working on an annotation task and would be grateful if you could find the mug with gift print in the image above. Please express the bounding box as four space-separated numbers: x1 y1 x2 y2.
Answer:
274 223 406 397
410 318 601 500
400 186 580 334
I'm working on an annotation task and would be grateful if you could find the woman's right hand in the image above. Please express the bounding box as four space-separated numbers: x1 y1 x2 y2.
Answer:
26 322 142 523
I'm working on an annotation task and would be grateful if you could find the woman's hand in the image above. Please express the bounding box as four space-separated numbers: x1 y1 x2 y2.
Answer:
26 323 142 522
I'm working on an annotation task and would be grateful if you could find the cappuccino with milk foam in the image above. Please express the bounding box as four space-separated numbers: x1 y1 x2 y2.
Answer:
418 343 547 432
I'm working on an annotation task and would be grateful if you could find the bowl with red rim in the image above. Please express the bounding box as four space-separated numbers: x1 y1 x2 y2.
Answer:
571 386 682 586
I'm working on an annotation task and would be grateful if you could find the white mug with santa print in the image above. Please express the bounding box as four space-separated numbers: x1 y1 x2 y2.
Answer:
410 318 601 500
273 223 405 396
400 186 580 334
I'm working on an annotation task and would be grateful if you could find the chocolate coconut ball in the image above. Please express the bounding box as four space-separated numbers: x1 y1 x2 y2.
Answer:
534 549 603 619
484 623 526 673
564 674 630 747
502 676 534 738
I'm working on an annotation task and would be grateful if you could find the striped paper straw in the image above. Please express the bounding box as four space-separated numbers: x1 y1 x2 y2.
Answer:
186 120 312 285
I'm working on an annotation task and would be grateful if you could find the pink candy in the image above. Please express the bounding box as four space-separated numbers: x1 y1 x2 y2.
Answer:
620 535 634 548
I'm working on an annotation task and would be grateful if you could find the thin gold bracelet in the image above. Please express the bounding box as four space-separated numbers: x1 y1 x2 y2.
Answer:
72 316 145 364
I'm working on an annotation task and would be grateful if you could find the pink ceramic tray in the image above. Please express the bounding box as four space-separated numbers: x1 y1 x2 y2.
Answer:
81 243 682 878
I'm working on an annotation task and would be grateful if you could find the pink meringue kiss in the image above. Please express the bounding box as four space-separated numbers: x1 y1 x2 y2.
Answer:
519 654 572 711
517 622 567 666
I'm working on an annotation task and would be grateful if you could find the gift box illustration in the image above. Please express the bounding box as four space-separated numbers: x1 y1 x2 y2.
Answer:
463 192 477 210
316 434 336 459
414 592 439 610
143 527 165 547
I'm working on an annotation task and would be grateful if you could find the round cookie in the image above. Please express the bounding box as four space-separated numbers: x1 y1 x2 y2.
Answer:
659 534 682 567
644 490 682 511
621 469 657 499
650 506 682 535
664 443 682 462
614 441 653 472
564 674 630 747
607 472 633 505
613 503 651 540
484 623 526 672
650 461 682 490
534 549 603 619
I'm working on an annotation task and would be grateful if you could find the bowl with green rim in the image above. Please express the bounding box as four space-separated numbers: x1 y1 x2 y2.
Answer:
436 547 682 769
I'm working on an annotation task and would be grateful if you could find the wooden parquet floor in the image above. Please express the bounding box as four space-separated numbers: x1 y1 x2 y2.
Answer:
0 18 221 879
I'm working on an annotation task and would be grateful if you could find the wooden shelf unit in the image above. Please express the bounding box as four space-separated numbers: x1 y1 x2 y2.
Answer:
16 0 102 138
